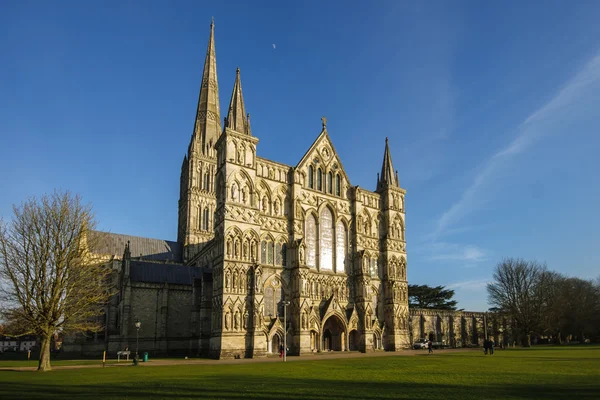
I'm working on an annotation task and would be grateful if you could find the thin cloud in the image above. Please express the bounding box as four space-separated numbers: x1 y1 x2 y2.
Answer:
414 241 488 263
434 51 600 237
429 244 487 262
272 43 276 49
447 279 489 292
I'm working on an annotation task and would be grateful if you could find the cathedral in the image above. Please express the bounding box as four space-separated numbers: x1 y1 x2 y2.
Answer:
65 21 497 359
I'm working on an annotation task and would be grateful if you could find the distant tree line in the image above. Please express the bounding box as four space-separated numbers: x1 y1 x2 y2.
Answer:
487 258 600 346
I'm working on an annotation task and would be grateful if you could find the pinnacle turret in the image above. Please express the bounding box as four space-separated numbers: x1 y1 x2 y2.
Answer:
189 20 221 156
225 68 251 135
377 137 399 191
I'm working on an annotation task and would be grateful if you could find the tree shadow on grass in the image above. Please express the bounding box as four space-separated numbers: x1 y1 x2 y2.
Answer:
1 375 599 400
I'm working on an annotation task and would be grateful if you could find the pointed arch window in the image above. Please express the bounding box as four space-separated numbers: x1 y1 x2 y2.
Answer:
204 172 210 191
197 206 202 230
336 174 341 196
336 221 346 273
317 168 322 191
320 208 333 271
306 214 317 268
268 241 274 264
327 172 333 194
308 166 314 189
275 242 282 265
281 243 287 266
261 241 267 264
202 207 210 231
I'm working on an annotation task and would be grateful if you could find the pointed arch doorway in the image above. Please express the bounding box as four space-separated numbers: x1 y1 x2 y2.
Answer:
322 314 346 351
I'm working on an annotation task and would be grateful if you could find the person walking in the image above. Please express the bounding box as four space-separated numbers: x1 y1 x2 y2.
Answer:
279 344 284 358
428 339 433 354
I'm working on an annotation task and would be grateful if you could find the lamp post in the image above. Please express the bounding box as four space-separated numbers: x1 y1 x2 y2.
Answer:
283 301 290 362
135 319 141 363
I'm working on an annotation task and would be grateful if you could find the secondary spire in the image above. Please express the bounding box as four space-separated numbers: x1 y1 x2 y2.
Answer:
377 137 399 190
225 68 251 135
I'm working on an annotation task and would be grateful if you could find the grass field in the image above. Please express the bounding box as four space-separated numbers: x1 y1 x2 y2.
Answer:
0 347 598 399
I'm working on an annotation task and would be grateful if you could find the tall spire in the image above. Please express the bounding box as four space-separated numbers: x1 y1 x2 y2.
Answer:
377 137 399 190
190 19 221 156
225 68 251 135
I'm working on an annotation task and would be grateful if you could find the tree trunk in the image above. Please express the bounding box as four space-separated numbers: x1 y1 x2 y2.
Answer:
38 334 52 372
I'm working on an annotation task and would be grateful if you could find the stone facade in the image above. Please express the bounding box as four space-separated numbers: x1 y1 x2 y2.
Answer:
64 21 495 358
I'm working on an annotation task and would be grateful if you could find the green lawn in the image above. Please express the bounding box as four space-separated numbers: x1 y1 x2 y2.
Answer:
1 347 599 399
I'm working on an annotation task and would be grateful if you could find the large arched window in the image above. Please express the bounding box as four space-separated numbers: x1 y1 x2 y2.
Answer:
317 168 322 191
306 214 317 268
327 172 333 194
308 166 314 188
336 221 346 273
320 208 333 271
336 174 341 196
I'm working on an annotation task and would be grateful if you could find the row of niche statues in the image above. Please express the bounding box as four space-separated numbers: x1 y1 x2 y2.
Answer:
229 181 288 216
223 309 250 331
225 236 258 262
303 279 351 301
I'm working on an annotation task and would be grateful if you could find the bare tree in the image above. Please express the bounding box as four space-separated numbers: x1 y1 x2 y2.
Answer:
0 191 112 371
486 258 547 346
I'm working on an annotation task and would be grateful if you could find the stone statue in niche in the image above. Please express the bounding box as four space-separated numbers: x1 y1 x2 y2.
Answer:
243 242 248 259
243 312 249 329
242 186 248 204
225 271 231 289
234 311 240 330
273 200 279 215
225 312 231 330
262 197 268 212
231 185 238 202
255 270 262 291
299 246 305 264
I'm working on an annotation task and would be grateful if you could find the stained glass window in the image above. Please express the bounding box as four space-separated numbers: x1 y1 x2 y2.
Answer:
327 172 333 194
317 168 322 191
336 221 346 273
261 241 267 264
275 243 282 265
306 214 317 268
308 166 314 188
320 208 333 271
268 241 274 265
282 243 287 266
336 174 341 196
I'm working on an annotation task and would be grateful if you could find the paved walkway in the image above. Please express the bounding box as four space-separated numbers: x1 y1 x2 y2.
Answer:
0 348 477 372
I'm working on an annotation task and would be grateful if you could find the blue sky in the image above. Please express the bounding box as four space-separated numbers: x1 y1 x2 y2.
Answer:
1 1 599 311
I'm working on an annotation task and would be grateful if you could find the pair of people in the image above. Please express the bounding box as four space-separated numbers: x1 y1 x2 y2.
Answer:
483 339 495 355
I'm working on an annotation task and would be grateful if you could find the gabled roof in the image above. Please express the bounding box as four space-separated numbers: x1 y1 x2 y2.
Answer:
295 125 352 185
92 231 182 263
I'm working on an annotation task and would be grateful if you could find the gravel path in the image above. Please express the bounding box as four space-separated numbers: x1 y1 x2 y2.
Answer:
0 348 477 372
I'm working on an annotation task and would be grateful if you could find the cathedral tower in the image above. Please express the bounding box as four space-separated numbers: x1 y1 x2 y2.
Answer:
376 138 409 350
178 20 221 262
212 69 262 358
